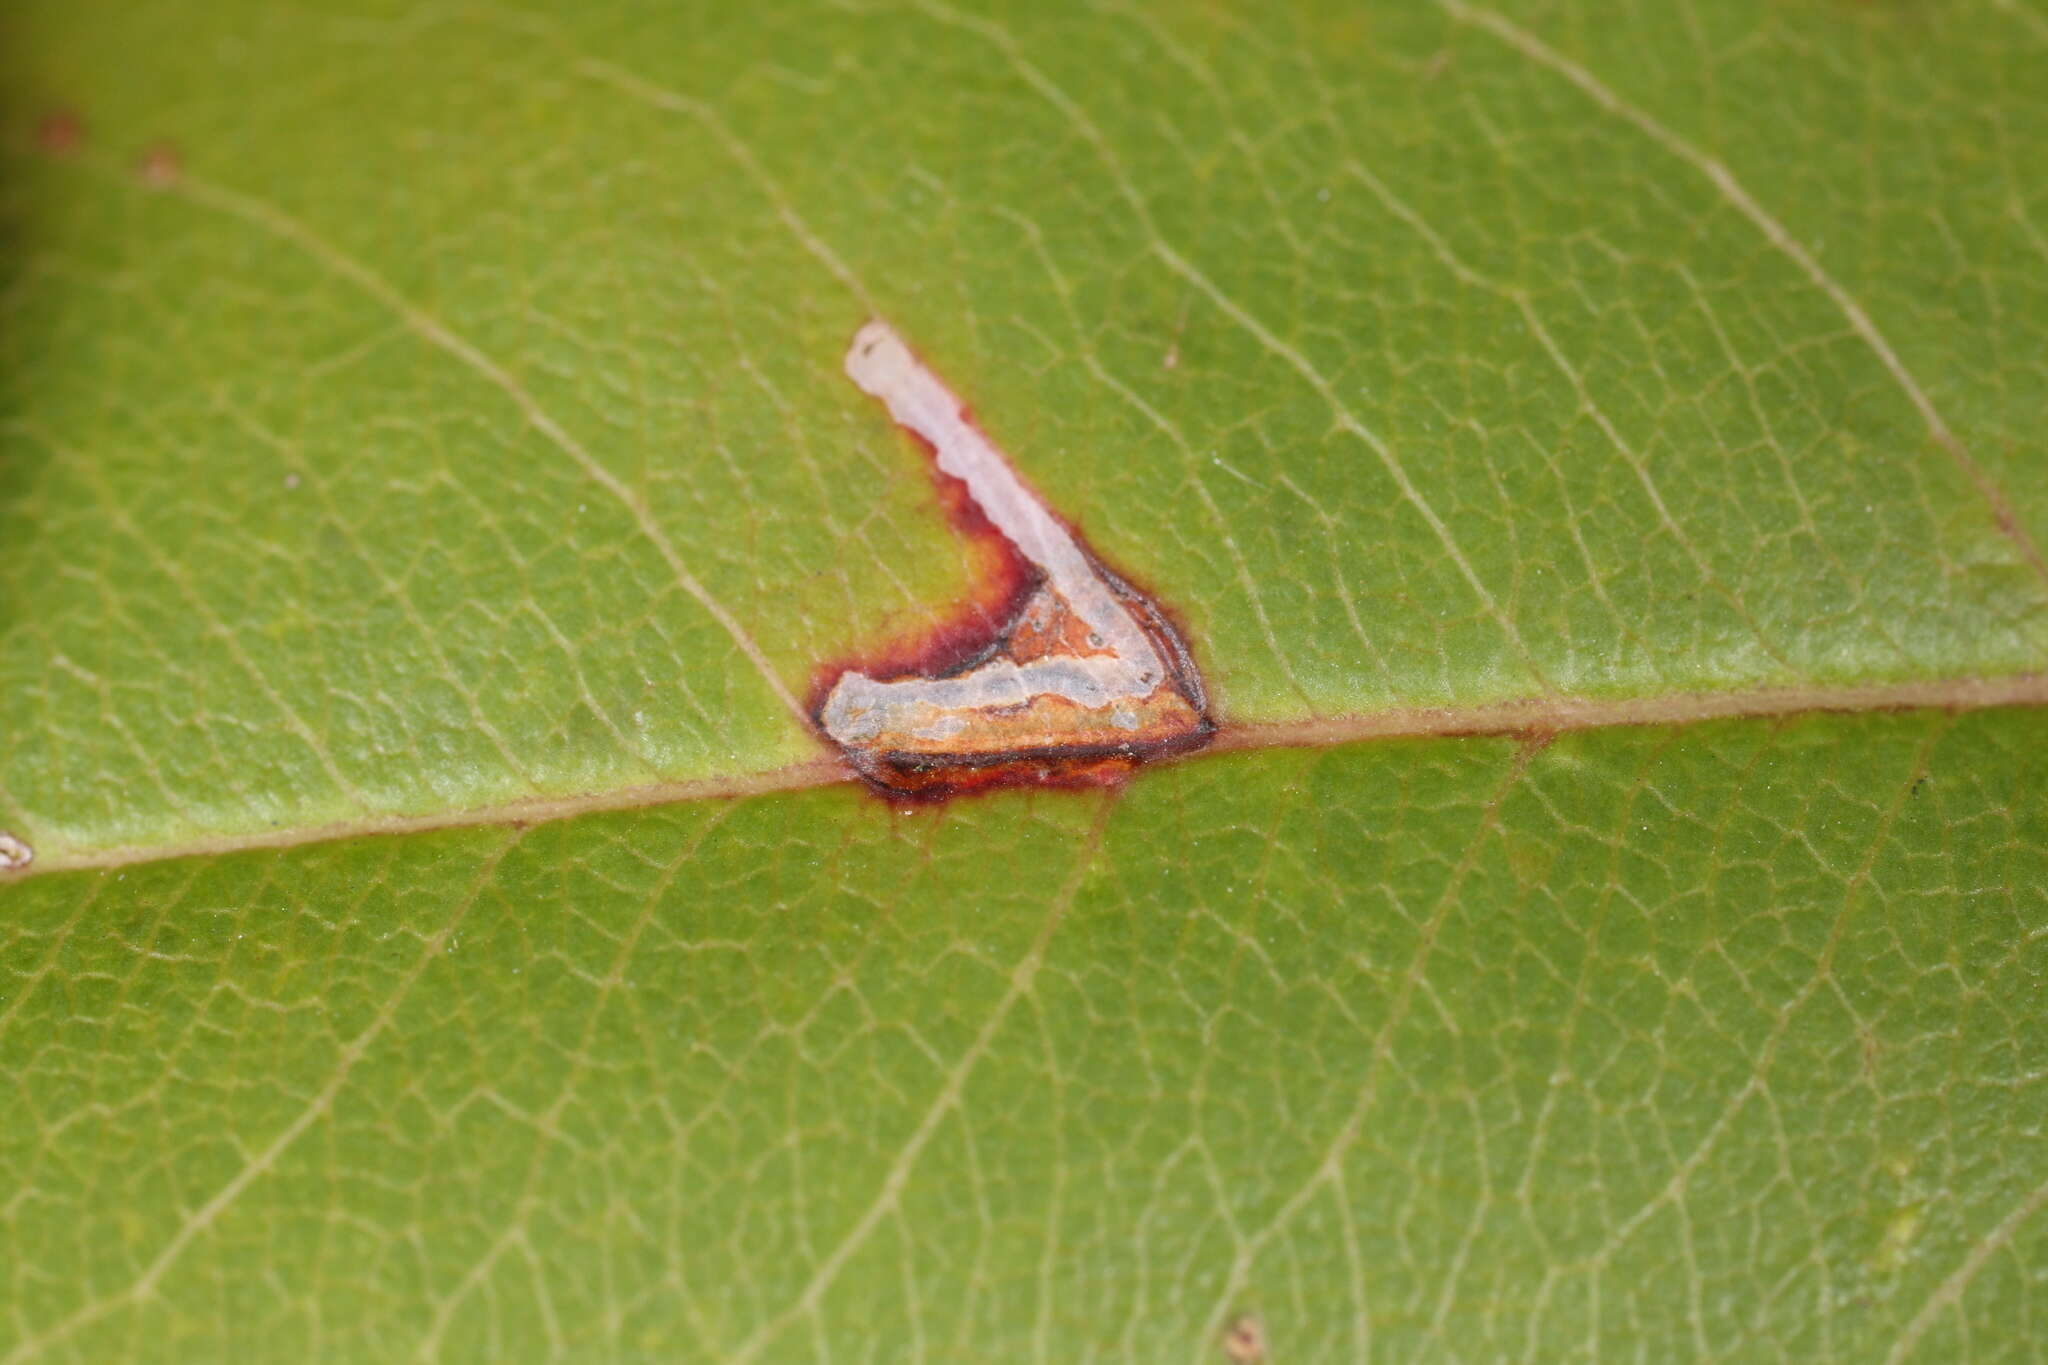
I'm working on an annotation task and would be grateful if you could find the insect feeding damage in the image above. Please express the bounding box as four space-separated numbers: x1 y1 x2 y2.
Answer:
0 832 32 872
1221 1314 1268 1365
817 320 1212 797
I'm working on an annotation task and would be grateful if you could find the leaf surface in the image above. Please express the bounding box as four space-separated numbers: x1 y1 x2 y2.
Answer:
1 1 2044 1360
6 714 2047 1361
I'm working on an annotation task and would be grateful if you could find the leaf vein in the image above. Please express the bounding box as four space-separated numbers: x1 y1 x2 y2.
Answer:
1436 0 2048 588
168 172 814 733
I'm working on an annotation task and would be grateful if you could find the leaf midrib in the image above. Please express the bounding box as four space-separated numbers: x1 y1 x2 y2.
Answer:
10 671 2044 880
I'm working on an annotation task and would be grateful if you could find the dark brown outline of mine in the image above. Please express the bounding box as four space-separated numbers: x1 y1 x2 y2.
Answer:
809 327 1213 803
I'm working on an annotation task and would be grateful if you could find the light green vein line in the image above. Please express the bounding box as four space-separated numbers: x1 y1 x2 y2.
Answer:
577 57 875 308
209 396 558 790
993 204 1319 709
411 805 739 1359
1189 739 1544 1354
906 0 1555 692
1885 1174 2048 1364
1338 157 1798 673
723 794 1116 1364
1150 240 1559 688
1434 0 2048 589
167 172 812 731
7 674 2046 881
1989 0 2048 44
1569 722 1934 1324
52 430 378 812
0 833 523 1365
0 873 107 1040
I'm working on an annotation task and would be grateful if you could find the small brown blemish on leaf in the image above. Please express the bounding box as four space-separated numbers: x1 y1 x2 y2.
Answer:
1221 1314 1266 1364
137 141 182 189
34 109 85 157
0 832 33 871
815 320 1212 800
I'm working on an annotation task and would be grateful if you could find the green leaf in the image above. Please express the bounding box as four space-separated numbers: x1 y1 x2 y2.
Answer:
3 1 2044 1360
7 715 2047 1360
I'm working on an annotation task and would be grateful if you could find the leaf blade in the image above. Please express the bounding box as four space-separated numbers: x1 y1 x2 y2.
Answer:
4 711 2045 1360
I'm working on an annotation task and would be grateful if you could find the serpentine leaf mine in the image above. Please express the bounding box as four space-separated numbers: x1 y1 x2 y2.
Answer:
816 320 1213 798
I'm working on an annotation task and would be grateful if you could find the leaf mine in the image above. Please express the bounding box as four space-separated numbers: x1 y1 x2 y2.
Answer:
0 832 32 871
816 320 1213 797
